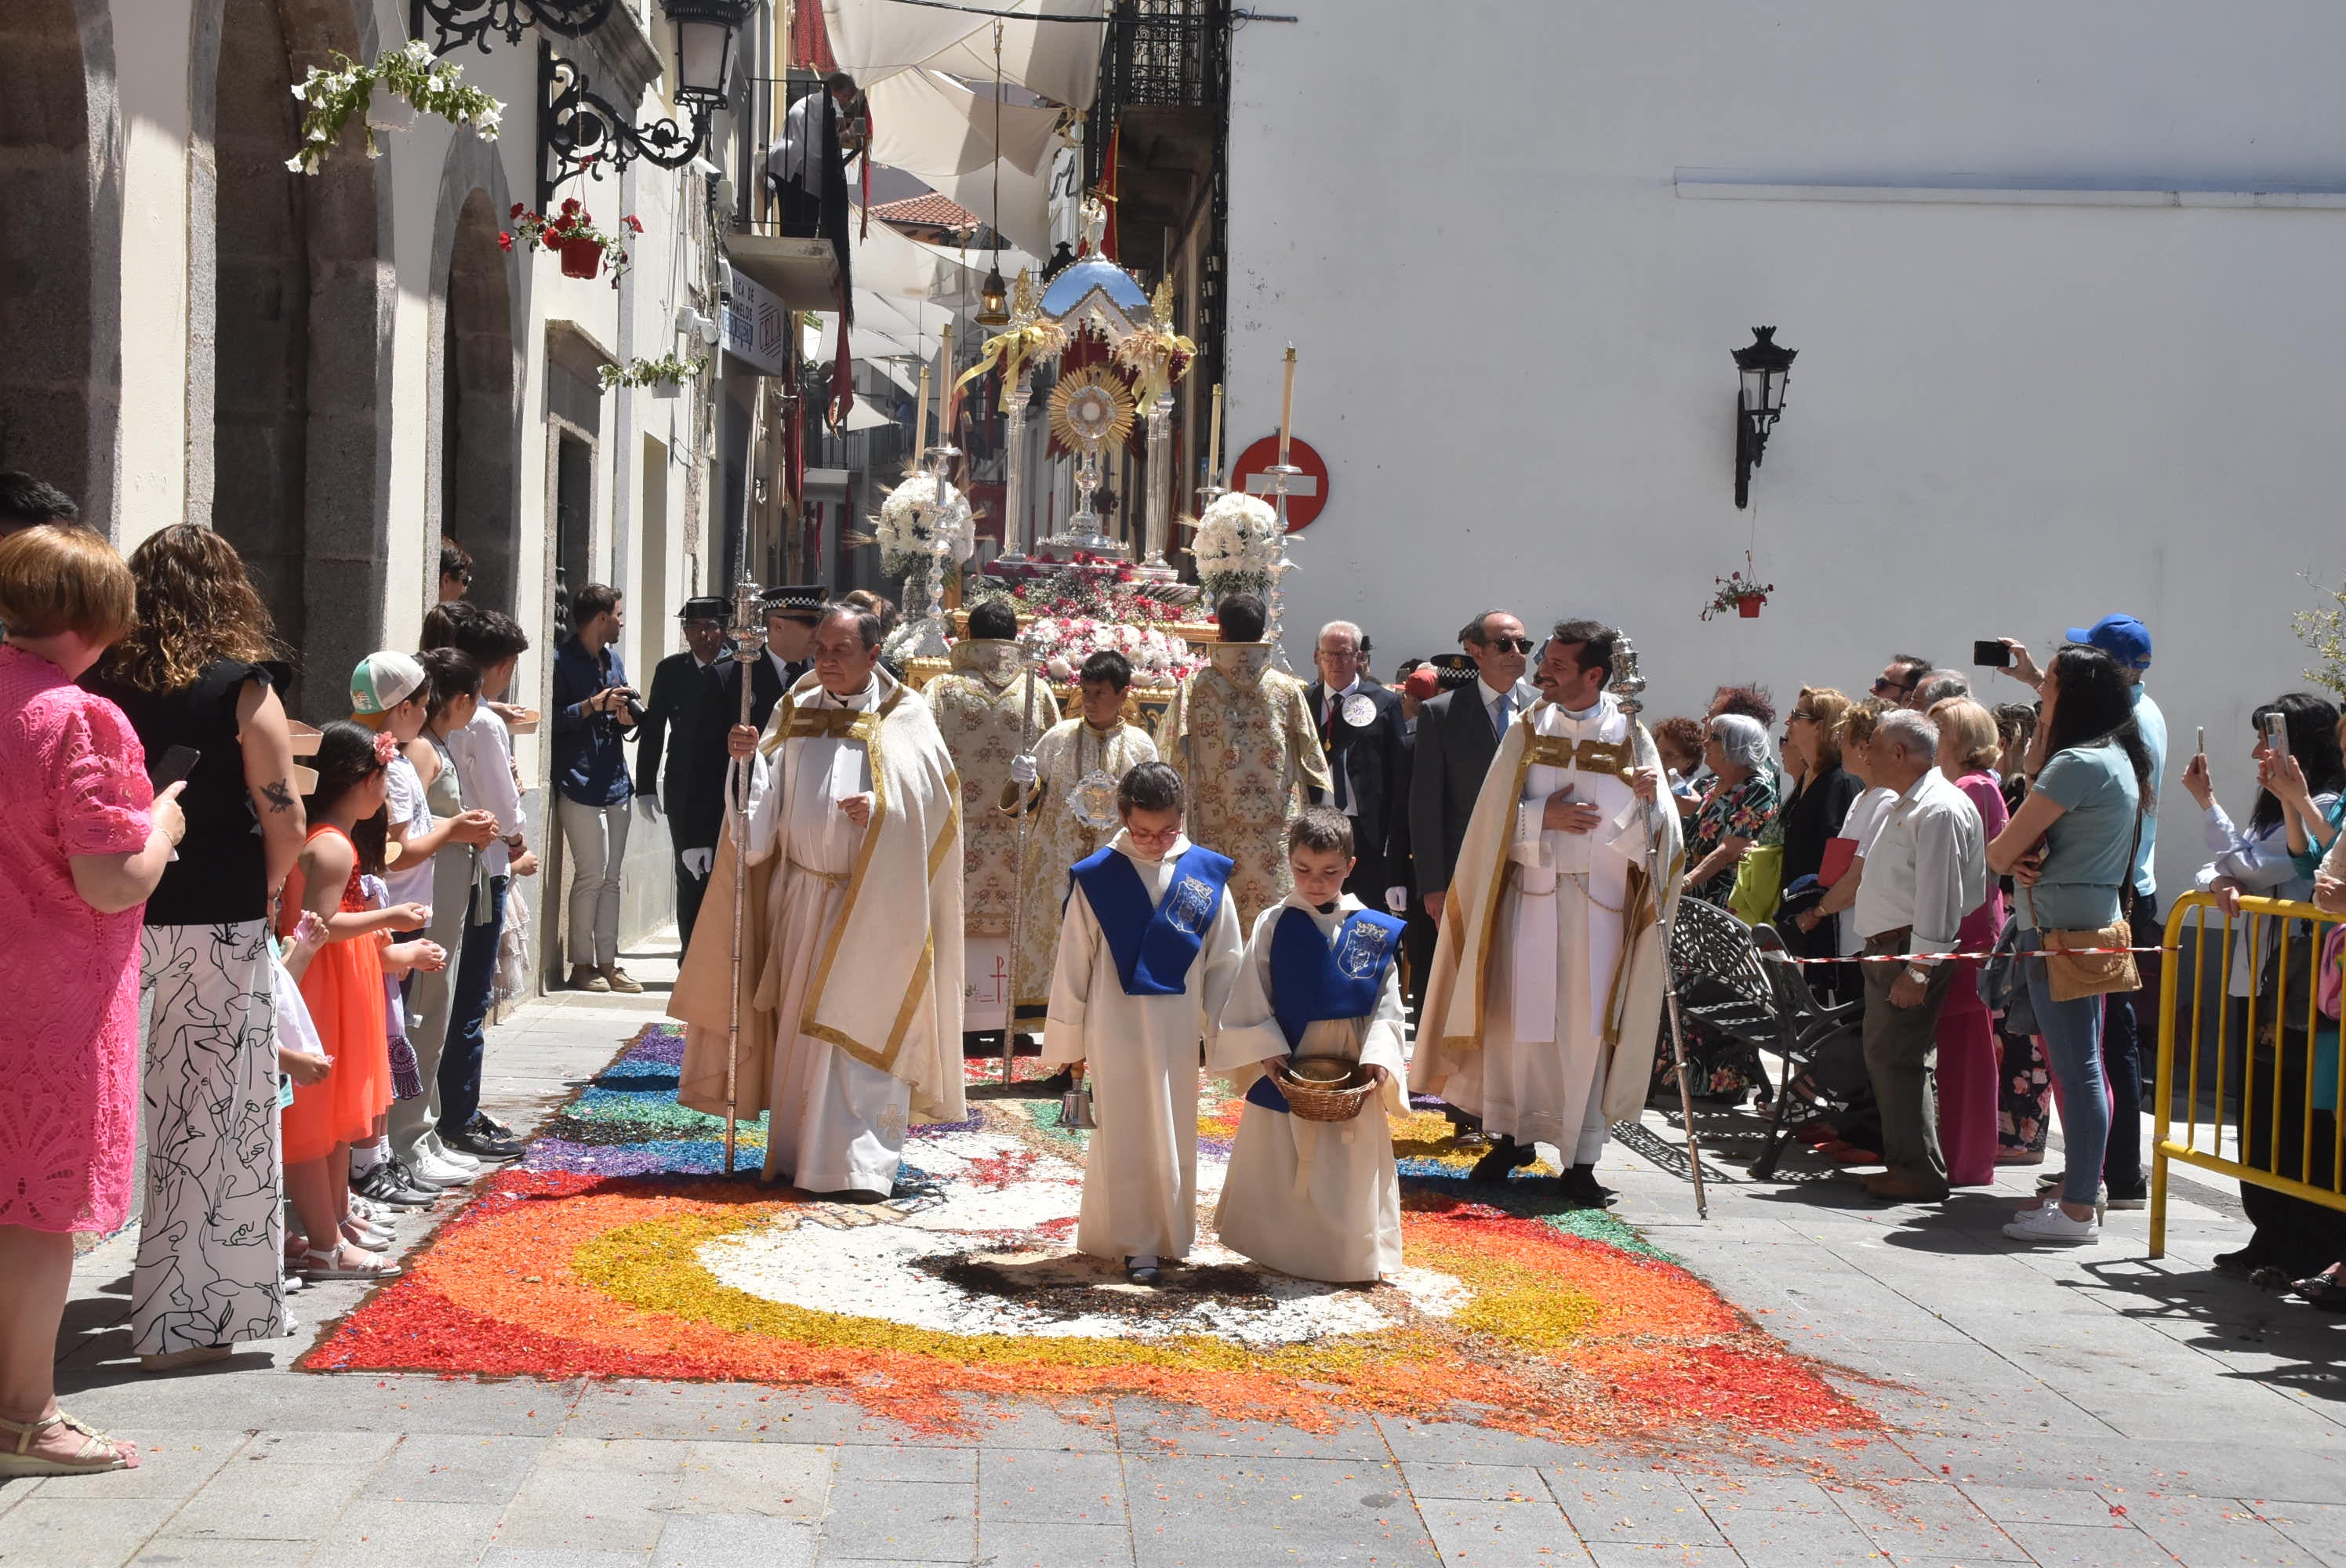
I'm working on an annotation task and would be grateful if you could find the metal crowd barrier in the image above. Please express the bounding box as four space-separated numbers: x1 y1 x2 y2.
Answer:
2151 890 2346 1258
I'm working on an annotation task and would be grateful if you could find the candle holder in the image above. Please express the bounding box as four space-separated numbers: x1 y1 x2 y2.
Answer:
1138 390 1178 581
910 443 964 659
993 378 1033 567
1262 462 1304 668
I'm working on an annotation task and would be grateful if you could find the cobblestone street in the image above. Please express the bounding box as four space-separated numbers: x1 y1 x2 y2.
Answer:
5 940 2339 1567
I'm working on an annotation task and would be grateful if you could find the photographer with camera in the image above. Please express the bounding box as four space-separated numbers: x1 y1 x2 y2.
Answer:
552 583 641 993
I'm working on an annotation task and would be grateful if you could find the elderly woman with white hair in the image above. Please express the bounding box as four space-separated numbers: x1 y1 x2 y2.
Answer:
1685 713 1779 909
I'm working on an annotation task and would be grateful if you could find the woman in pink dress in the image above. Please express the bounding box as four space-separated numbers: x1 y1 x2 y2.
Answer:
0 525 185 1477
1930 698 2011 1189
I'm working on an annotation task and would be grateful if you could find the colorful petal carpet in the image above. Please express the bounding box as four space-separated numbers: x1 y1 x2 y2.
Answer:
308 1025 1872 1441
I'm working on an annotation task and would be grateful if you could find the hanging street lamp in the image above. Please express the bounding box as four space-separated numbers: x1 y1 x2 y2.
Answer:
1731 325 1796 510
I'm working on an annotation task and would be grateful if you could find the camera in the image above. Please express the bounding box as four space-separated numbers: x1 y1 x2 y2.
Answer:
1973 640 2012 668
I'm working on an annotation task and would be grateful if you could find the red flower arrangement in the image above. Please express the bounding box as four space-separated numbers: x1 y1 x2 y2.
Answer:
499 198 642 286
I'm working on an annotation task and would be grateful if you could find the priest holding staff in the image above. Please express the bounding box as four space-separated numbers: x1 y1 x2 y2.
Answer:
671 604 965 1200
1409 621 1683 1208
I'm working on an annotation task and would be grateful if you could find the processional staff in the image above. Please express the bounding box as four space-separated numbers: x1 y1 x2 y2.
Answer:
1607 634 1708 1219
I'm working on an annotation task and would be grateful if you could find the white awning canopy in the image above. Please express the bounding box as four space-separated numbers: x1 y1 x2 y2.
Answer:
826 0 1106 111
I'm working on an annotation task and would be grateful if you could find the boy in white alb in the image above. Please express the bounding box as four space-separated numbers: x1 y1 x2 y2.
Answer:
1211 808 1407 1283
1043 761 1244 1283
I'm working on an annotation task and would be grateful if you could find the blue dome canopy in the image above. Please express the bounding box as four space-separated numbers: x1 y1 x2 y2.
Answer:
1038 256 1150 321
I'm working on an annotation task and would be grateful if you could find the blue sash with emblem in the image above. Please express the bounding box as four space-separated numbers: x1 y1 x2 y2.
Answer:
1070 844 1235 997
1246 906 1405 1113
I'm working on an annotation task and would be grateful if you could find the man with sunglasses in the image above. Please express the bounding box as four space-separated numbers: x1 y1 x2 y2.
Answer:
1872 655 1935 712
636 596 733 946
1408 609 1542 925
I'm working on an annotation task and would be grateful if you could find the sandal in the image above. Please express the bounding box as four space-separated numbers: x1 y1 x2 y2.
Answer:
340 1218 392 1252
0 1410 138 1476
300 1243 401 1282
2291 1273 2346 1311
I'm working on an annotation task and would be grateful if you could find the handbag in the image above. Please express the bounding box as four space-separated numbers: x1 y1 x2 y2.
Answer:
2039 811 2144 1004
1727 842 1784 926
1819 837 1858 888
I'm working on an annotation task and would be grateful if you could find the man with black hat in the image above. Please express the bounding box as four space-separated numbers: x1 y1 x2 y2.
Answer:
636 596 732 946
688 583 825 887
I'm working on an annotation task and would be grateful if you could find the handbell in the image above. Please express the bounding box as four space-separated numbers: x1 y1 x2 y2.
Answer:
1059 1082 1099 1131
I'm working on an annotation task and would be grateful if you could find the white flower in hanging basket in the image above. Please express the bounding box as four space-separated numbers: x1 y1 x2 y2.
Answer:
1189 491 1283 592
877 473 975 566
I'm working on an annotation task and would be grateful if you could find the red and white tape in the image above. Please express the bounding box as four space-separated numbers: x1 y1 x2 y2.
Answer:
1755 944 2172 967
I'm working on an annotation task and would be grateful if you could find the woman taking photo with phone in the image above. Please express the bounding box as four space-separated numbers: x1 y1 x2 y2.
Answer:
1985 644 2152 1244
84 524 307 1373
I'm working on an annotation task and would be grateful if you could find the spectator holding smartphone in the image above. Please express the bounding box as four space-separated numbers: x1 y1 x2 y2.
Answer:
85 524 307 1373
552 584 639 993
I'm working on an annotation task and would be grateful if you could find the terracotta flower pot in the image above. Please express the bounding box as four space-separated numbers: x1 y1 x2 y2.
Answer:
1738 595 1764 619
557 235 605 279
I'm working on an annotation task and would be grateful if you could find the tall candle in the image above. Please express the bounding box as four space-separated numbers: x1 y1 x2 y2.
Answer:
1207 383 1224 487
937 323 955 445
912 364 931 471
1276 345 1296 466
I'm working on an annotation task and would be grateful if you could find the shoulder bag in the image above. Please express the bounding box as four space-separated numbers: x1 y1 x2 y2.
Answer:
2039 809 2143 1004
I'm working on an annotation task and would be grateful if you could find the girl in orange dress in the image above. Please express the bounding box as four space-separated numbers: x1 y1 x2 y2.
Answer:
278 723 445 1282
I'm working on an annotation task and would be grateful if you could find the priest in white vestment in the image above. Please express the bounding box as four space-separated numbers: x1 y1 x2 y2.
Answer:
670 605 965 1199
1410 622 1683 1208
1211 808 1407 1284
1042 762 1244 1282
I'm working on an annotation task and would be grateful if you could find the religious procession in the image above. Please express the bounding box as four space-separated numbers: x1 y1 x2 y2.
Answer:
10 2 2346 1563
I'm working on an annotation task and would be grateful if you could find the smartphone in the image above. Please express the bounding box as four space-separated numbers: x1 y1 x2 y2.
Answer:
1972 640 2013 668
2196 726 2206 757
148 743 201 791
2263 710 2289 752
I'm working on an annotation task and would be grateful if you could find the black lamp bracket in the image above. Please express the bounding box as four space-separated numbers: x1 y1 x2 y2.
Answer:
538 43 712 212
411 0 616 55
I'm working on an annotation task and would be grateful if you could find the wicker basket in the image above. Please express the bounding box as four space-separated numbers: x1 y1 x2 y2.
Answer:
1274 1056 1376 1123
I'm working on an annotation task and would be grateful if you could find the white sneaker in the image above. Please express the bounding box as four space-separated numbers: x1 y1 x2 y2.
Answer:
2003 1203 2101 1244
427 1138 483 1173
409 1152 478 1186
348 1196 398 1227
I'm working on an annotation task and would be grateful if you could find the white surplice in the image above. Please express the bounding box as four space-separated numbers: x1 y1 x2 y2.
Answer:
736 677 913 1196
1041 830 1244 1262
1444 694 1654 1162
1209 894 1407 1283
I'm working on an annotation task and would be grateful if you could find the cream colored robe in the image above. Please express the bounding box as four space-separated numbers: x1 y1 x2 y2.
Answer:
1042 831 1244 1261
924 639 1059 940
1006 716 1158 1016
1154 644 1331 926
1409 695 1684 1149
671 667 966 1193
1210 893 1407 1283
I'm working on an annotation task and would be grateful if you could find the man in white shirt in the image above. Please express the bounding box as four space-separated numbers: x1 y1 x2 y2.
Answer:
1850 710 1988 1203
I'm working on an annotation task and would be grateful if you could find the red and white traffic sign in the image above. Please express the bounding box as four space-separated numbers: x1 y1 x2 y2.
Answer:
1228 435 1331 530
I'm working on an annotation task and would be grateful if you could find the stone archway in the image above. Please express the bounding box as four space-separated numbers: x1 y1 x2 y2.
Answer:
202 0 386 706
0 0 119 530
439 186 522 615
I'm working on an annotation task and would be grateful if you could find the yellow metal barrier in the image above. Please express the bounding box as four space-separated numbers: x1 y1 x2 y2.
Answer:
2151 891 2346 1258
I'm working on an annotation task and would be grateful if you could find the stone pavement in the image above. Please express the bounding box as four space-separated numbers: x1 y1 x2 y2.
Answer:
5 938 2343 1567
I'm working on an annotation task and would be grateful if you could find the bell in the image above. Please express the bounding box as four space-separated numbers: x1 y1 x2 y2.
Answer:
1059 1082 1099 1131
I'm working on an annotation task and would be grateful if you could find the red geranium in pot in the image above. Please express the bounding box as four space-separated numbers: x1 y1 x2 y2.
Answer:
1701 557 1775 622
499 198 643 287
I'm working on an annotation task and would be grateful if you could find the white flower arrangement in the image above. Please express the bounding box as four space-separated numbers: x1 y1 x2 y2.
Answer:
876 473 975 579
287 39 502 176
1188 491 1283 600
1020 616 1197 689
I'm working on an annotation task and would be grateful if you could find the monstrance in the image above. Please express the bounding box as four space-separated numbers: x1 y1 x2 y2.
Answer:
1047 366 1135 555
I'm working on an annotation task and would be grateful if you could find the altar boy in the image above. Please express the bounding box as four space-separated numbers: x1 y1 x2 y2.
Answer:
1211 808 1407 1284
1043 761 1245 1283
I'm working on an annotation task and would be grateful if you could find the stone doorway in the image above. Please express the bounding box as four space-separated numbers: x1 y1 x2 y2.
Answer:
441 187 519 615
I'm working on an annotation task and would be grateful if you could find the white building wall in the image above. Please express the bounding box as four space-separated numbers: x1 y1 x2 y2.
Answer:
1227 0 2346 895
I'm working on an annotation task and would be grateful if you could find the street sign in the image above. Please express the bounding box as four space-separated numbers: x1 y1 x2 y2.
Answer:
1229 434 1331 530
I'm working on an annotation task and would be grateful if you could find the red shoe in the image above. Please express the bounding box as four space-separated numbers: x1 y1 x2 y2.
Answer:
1828 1145 1883 1166
1796 1120 1839 1145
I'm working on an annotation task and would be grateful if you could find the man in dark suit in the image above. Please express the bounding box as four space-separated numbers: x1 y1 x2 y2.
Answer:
684 583 825 891
1305 620 1408 913
634 596 731 946
1407 608 1541 924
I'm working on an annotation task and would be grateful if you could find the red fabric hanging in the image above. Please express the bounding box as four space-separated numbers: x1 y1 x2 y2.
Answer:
790 2 838 72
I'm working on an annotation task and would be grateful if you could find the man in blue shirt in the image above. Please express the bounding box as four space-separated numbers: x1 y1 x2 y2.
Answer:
552 583 640 993
1999 612 2163 1204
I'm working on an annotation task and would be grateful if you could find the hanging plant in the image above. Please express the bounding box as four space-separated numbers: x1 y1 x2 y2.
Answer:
500 199 641 286
597 353 707 393
286 39 503 175
1701 557 1775 622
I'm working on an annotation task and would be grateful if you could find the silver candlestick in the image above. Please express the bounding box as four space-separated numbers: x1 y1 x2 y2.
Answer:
1262 463 1303 669
910 444 962 659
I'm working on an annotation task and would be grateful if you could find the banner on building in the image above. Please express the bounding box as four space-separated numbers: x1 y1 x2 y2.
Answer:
725 270 790 376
